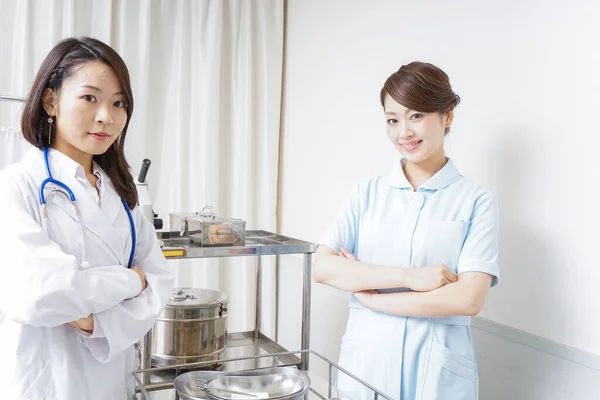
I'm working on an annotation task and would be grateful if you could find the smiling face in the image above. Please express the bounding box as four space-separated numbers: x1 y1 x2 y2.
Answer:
43 60 128 165
383 93 453 166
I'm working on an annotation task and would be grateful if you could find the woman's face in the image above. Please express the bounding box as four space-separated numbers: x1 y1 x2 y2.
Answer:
383 93 452 165
43 60 128 159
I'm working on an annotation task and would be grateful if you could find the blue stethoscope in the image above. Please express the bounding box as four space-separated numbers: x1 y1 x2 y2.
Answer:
39 147 136 268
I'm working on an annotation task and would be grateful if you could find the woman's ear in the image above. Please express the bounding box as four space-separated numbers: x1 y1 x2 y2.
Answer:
42 88 58 117
444 109 454 129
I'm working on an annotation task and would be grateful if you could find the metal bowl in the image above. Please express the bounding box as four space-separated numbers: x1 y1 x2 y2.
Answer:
174 367 310 400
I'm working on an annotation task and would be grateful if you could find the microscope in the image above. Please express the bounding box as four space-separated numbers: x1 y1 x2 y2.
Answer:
135 159 163 231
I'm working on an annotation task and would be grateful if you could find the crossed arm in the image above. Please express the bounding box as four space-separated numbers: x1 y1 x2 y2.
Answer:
314 245 493 317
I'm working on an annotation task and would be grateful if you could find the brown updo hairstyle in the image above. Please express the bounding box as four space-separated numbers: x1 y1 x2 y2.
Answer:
380 61 460 134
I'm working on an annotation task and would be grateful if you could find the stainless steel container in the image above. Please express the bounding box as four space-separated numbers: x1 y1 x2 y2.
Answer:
168 208 246 247
151 288 229 367
173 367 311 400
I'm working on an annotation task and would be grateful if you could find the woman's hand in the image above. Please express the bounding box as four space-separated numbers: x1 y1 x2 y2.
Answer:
338 249 382 306
407 264 458 292
338 247 358 261
131 266 147 295
337 249 374 305
68 314 94 333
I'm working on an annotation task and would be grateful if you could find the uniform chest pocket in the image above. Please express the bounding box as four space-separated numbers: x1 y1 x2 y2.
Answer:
419 220 469 271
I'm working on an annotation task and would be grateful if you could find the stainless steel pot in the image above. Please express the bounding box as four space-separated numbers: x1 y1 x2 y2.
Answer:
151 288 229 367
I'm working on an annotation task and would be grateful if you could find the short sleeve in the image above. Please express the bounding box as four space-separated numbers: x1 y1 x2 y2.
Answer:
457 192 500 287
318 185 361 254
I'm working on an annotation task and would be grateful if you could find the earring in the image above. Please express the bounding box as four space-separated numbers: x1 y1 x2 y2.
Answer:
47 116 53 145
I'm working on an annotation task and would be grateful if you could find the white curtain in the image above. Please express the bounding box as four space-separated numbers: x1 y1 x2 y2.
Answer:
0 127 31 169
0 0 283 337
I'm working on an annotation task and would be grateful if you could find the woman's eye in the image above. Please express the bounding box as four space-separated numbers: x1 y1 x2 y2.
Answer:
83 94 96 102
114 100 126 108
387 119 398 125
410 113 423 120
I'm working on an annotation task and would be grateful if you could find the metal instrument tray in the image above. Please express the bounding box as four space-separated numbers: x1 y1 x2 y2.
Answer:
174 367 310 400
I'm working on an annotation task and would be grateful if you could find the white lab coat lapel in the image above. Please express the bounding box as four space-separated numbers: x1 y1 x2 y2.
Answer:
98 173 132 262
36 150 129 267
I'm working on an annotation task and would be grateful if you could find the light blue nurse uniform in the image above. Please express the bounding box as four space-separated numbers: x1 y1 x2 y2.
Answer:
319 158 499 400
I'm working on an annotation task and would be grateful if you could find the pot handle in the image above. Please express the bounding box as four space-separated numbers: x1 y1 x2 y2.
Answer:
170 290 197 302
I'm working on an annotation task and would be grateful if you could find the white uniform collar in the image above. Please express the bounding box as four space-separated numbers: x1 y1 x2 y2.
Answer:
23 147 111 198
46 148 103 180
388 157 461 190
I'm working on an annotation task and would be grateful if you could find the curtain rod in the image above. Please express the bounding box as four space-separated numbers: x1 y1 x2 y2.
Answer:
0 95 26 103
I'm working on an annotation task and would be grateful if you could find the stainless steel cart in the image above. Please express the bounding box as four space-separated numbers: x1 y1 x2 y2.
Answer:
134 230 391 400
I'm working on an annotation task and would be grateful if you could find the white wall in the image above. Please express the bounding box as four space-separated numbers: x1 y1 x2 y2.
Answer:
471 321 600 400
277 0 600 369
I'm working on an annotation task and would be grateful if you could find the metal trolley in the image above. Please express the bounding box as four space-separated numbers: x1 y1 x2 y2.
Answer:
134 230 391 400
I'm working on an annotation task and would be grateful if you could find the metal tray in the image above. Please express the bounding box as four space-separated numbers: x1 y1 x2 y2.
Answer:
174 367 310 400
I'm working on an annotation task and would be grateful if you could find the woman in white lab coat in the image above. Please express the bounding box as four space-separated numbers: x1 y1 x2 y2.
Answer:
0 37 174 400
314 62 500 400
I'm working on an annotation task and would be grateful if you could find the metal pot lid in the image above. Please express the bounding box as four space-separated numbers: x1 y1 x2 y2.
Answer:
167 287 229 308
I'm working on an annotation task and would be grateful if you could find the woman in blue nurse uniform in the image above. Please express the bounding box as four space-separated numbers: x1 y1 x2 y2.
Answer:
0 37 174 399
314 61 499 400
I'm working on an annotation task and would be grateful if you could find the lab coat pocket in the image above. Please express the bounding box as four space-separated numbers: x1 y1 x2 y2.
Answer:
20 360 57 400
340 332 362 351
421 341 477 400
422 220 469 271
337 337 364 399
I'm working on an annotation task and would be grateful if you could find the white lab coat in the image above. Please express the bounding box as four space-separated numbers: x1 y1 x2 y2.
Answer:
0 147 174 400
